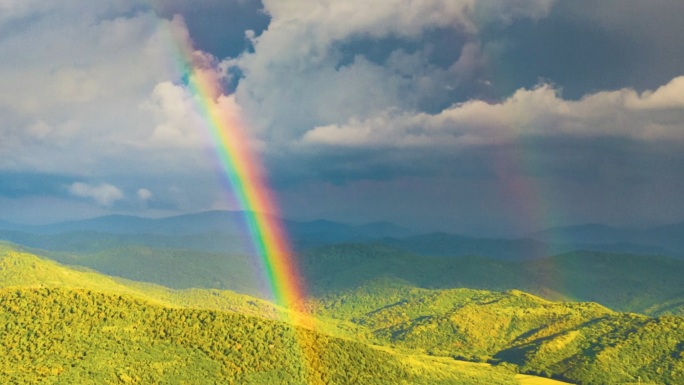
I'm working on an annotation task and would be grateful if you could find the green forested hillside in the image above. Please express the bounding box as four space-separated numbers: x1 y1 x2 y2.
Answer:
8 237 684 317
44 244 263 295
0 244 280 318
301 244 684 316
315 279 684 385
0 245 522 385
0 287 422 385
315 279 611 360
3 243 684 384
498 314 684 385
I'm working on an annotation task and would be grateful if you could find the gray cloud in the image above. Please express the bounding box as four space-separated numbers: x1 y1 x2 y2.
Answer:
227 0 556 147
0 3 234 221
484 0 684 98
302 76 684 149
149 0 269 60
2 0 683 233
0 3 214 177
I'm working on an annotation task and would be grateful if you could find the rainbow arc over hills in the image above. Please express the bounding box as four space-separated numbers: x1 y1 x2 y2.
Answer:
189 70 307 314
164 17 324 381
159 14 315 336
165 19 309 321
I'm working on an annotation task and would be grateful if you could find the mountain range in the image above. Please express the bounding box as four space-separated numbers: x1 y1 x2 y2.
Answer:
2 211 684 259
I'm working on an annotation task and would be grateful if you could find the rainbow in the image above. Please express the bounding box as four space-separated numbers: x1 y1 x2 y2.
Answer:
190 72 307 314
163 16 323 381
165 20 307 315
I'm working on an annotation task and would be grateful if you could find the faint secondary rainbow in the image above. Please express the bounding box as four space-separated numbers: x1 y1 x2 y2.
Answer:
164 18 308 317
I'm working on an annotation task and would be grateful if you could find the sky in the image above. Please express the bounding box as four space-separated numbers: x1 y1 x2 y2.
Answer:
1 0 684 236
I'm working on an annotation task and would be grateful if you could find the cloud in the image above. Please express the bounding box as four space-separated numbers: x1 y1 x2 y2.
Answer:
261 0 554 43
68 182 124 206
137 188 153 201
0 4 225 191
302 76 684 150
148 0 270 59
227 0 556 146
141 81 206 148
485 1 684 99
624 76 684 110
0 4 266 219
3 0 682 232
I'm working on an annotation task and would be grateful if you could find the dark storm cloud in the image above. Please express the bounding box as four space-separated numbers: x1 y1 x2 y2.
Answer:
266 144 495 188
484 0 684 99
150 0 269 59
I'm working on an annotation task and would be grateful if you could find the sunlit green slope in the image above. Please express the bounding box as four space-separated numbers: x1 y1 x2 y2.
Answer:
4 242 684 385
0 287 422 385
0 243 278 318
0 243 521 385
498 313 684 385
315 278 684 385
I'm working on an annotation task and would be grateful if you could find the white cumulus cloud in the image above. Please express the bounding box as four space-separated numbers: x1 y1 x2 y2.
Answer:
227 0 556 146
68 182 124 206
302 75 684 149
137 188 153 201
0 4 209 176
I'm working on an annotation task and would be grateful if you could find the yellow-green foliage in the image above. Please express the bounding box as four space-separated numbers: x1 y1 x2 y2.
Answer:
0 247 365 340
0 248 279 316
316 278 684 385
0 245 523 385
504 314 684 385
315 279 611 360
3 244 684 385
0 287 525 385
0 287 411 384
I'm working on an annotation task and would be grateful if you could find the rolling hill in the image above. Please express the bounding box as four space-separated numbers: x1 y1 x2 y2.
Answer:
314 278 684 385
301 243 684 316
5 230 684 318
0 286 428 385
0 244 528 385
377 231 672 260
3 244 684 384
0 211 412 251
4 211 681 259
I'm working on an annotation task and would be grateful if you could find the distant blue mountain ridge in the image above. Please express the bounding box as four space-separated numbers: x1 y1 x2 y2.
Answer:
0 211 683 258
